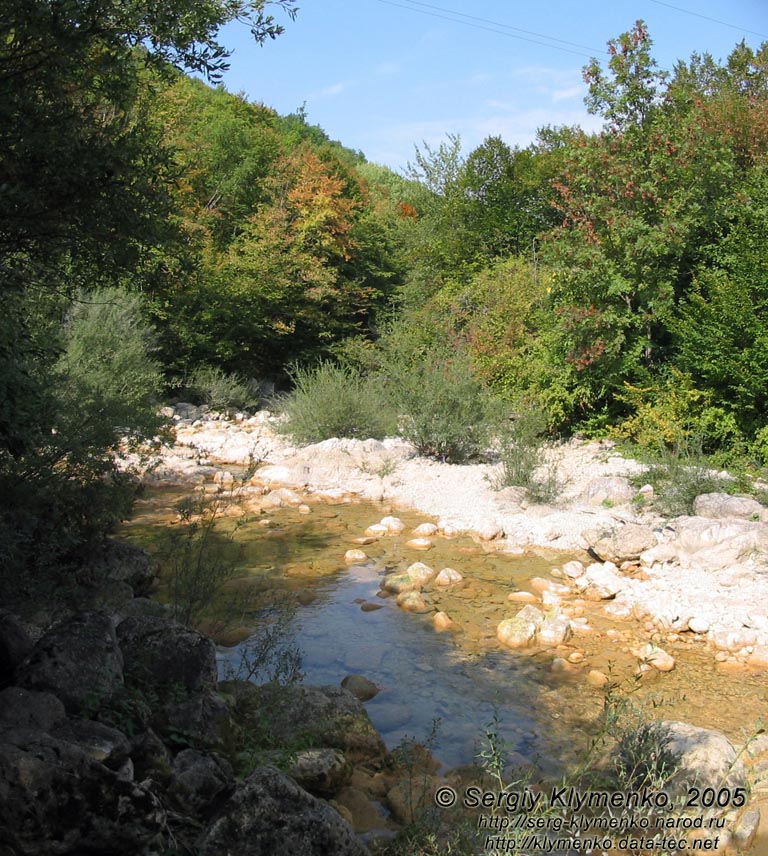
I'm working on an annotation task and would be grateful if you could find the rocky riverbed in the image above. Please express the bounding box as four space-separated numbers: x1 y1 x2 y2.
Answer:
4 403 768 854
135 403 768 672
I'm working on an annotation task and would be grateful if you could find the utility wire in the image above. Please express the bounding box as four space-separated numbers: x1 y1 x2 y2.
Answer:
395 0 606 54
647 0 768 40
371 0 605 59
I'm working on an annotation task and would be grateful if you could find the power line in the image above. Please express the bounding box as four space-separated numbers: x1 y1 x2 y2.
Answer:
397 0 606 54
647 0 768 40
371 0 605 59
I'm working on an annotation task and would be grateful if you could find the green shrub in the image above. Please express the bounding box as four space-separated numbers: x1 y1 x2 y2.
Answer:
0 287 167 603
377 339 494 463
279 361 397 444
630 440 734 517
491 406 549 490
186 364 258 412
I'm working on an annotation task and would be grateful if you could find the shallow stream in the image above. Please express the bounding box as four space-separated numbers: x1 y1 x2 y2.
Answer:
122 485 768 778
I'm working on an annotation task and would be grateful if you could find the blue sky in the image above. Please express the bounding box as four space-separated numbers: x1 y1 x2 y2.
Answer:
215 0 768 170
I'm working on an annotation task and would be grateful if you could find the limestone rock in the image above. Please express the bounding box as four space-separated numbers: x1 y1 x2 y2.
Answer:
387 775 439 824
497 605 544 649
17 612 124 714
688 617 710 634
434 567 462 586
412 523 438 537
477 522 503 541
364 524 388 537
164 689 232 750
433 611 454 631
287 748 351 797
405 562 435 585
341 674 380 702
117 615 217 693
379 516 405 534
581 476 635 506
0 727 165 855
381 573 419 594
629 721 747 799
587 670 610 688
693 493 767 522
579 562 623 600
344 549 368 563
226 684 385 762
670 517 768 571
51 717 131 769
333 786 389 833
590 524 656 564
0 687 66 731
78 539 156 596
396 591 431 613
632 643 675 672
405 537 432 550
168 748 234 814
561 560 585 579
538 612 572 646
197 765 367 856
507 591 538 604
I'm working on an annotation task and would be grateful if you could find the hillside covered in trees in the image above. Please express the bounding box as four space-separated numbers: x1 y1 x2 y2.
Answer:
2 1 768 597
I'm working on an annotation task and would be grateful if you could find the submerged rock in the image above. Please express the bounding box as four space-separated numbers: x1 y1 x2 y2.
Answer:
341 674 380 702
497 605 544 649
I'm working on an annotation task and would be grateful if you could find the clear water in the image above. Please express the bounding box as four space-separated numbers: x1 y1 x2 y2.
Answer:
124 486 768 782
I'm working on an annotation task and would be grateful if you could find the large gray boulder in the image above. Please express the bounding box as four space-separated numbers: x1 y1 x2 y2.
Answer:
117 615 217 693
168 748 235 815
74 539 156 599
0 687 66 731
618 721 746 803
221 682 385 763
589 523 657 564
16 612 124 714
581 476 635 506
197 765 368 856
668 517 768 571
693 493 768 522
163 688 233 749
0 727 164 855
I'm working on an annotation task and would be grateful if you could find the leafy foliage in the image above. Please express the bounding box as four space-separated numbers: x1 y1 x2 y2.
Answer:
185 365 258 412
279 361 396 444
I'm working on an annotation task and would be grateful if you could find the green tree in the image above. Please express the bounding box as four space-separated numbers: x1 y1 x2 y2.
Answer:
543 25 768 428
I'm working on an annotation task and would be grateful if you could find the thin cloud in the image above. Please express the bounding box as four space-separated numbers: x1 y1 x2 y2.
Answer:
552 85 585 102
317 82 347 97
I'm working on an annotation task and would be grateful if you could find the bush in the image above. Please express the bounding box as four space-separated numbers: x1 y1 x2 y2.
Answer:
0 286 167 602
186 365 258 412
376 335 494 463
279 361 397 444
630 440 735 517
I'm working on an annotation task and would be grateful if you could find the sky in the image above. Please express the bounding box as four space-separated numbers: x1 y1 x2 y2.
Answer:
212 0 768 171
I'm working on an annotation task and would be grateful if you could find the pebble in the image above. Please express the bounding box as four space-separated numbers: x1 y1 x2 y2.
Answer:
508 591 538 603
587 670 610 688
405 538 433 551
344 549 368 563
412 523 438 537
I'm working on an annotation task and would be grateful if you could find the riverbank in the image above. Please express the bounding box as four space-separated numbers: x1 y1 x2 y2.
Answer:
131 404 768 671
